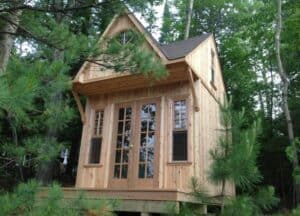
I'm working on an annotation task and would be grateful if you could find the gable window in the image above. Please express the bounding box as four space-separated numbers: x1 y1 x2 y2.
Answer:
172 100 188 161
89 110 104 164
116 30 135 45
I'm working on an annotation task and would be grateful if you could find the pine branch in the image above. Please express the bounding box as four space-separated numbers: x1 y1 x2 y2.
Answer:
0 15 63 50
0 0 118 14
0 159 16 169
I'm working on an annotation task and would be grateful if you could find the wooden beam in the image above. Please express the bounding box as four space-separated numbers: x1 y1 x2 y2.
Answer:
187 67 200 111
72 90 85 123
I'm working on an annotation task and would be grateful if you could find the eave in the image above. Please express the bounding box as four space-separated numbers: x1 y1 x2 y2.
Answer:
72 61 197 96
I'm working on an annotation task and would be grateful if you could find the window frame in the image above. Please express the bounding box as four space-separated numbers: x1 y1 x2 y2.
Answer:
168 95 192 165
86 109 105 166
115 30 135 45
210 50 217 90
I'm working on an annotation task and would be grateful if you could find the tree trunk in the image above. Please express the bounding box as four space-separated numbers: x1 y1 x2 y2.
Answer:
184 0 194 39
0 9 22 74
258 90 265 115
275 0 299 206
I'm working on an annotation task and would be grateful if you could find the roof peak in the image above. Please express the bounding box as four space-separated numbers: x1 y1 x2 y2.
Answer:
109 12 212 61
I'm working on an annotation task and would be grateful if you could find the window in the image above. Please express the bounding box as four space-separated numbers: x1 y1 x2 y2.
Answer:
138 103 156 179
172 100 188 161
116 30 135 45
211 68 215 84
210 50 215 84
113 107 132 179
89 110 104 164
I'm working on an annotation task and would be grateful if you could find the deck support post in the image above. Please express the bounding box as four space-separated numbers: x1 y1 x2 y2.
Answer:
187 67 200 111
72 90 85 123
198 204 207 214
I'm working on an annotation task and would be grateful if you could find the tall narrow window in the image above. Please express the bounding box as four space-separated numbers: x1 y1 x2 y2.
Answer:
89 110 104 164
210 50 215 85
113 107 132 179
172 100 188 161
138 103 156 179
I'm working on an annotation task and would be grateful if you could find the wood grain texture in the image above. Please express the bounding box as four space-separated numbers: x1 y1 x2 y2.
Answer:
73 14 235 200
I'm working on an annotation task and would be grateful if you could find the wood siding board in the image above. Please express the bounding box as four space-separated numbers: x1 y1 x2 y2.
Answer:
73 32 234 197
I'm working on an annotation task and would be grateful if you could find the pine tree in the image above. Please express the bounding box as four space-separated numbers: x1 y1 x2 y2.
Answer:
159 0 174 44
0 180 116 215
207 99 278 214
0 0 166 186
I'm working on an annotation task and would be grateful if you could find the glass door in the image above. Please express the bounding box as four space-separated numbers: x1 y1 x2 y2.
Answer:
132 99 160 188
109 99 160 189
109 104 134 188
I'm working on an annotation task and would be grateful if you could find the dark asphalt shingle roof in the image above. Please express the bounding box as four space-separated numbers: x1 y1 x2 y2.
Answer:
158 34 212 60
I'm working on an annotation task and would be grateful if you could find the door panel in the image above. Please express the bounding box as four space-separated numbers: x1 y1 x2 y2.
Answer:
109 104 134 188
109 99 160 189
133 99 160 188
137 103 156 179
113 107 132 179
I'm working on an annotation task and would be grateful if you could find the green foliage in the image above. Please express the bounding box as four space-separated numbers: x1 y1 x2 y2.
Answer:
286 138 300 163
291 205 300 216
208 100 262 191
166 202 205 216
190 177 210 203
254 186 280 212
207 100 278 213
0 57 39 122
0 181 116 216
228 119 262 189
159 0 176 44
222 196 257 216
0 0 167 186
0 180 39 216
286 138 300 184
104 31 168 79
223 187 279 216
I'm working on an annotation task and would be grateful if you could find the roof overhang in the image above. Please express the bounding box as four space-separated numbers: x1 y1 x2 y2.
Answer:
72 61 198 96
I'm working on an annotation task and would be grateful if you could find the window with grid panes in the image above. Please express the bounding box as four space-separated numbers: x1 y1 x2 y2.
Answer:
89 110 104 164
172 100 188 161
113 107 132 179
138 103 156 179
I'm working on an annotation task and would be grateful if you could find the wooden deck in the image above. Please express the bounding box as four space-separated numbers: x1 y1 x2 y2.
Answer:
38 188 225 214
38 187 199 214
39 187 195 202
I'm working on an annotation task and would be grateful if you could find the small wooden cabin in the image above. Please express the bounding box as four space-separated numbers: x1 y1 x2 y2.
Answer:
71 12 234 215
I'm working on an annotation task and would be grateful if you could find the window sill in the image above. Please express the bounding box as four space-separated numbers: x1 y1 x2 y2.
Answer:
83 164 103 168
167 161 192 166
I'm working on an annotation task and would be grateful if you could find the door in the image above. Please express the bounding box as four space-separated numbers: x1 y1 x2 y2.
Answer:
109 99 160 189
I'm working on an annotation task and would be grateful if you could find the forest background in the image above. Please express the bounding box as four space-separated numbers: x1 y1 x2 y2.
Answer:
0 0 299 213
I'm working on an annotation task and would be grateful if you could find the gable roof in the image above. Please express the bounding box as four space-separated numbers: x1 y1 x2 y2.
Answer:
74 12 212 82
